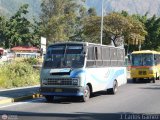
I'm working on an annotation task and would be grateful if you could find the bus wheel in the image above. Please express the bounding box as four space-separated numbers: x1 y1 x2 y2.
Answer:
107 80 118 94
45 95 54 102
152 78 156 83
156 73 158 80
81 85 90 102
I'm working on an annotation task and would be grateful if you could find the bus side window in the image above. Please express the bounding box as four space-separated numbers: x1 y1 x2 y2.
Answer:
95 47 98 60
154 55 158 65
95 46 102 67
102 47 110 67
86 46 95 68
158 54 160 65
110 48 117 66
118 49 125 66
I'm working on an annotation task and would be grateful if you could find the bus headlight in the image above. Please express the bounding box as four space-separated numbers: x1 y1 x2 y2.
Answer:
72 79 78 85
149 67 154 74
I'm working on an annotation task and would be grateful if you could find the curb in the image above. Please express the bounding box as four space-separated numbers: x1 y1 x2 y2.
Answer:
0 85 40 92
0 93 42 105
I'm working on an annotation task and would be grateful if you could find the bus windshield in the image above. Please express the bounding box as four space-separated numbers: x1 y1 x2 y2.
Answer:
131 54 154 66
43 44 85 68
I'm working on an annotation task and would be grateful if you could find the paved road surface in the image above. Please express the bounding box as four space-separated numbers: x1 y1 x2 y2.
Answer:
0 80 160 120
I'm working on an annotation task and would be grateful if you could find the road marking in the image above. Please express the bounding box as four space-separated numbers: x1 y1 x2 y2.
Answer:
0 98 44 109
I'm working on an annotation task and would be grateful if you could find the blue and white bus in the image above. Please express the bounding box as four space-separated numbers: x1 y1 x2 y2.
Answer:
40 42 127 102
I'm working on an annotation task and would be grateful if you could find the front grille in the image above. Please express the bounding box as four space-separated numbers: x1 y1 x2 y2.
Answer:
44 78 79 86
139 71 147 75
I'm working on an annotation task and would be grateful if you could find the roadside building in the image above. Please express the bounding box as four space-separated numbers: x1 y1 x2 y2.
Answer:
11 46 40 58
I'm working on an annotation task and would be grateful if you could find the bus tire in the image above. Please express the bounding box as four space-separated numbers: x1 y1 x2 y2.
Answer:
157 75 160 80
153 78 156 83
45 95 54 102
81 85 90 102
107 80 118 94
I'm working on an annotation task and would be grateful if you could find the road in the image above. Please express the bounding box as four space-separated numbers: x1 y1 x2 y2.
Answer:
0 80 160 120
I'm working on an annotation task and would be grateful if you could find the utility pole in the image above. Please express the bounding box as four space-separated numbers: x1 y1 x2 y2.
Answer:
100 0 104 45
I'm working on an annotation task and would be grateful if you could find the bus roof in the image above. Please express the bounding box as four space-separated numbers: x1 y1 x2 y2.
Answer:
131 50 160 54
50 41 87 45
48 42 124 49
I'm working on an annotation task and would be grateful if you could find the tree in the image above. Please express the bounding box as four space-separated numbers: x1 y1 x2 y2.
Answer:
143 15 160 50
88 7 97 16
40 0 86 43
83 16 101 43
30 19 42 48
4 4 33 48
0 16 7 47
83 12 147 47
121 10 129 17
124 16 147 45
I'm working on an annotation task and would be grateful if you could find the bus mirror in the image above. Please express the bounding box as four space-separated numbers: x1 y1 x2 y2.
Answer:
82 51 87 57
43 54 46 59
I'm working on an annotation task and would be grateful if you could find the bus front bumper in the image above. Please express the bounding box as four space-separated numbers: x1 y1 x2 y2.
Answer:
131 74 156 79
40 87 84 96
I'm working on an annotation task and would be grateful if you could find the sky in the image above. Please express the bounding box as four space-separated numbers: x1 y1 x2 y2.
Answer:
86 0 160 16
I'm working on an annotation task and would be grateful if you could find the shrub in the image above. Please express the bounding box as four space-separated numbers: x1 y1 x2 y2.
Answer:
0 61 40 89
23 57 39 65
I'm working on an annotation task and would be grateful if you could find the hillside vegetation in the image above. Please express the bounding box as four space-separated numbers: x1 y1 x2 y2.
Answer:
0 0 41 21
86 0 160 16
1 0 160 52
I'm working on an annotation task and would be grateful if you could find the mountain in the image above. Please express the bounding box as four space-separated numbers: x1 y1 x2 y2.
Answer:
0 0 41 21
86 0 160 17
1 0 160 21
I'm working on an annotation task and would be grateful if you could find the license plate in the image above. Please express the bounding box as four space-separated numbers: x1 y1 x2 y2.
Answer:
55 89 62 92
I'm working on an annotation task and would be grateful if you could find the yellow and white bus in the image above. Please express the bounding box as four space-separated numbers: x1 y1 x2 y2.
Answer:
130 50 160 83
